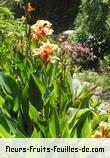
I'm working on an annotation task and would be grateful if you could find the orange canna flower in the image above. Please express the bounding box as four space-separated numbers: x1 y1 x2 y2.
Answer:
107 132 110 138
30 20 53 40
99 121 107 132
92 121 110 138
25 2 35 13
93 131 103 138
32 42 59 64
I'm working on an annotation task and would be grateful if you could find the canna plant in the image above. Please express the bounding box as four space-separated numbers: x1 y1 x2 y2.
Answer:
0 2 109 138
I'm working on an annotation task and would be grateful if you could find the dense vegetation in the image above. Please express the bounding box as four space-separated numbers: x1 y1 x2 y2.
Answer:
6 0 81 32
0 0 110 138
69 0 110 59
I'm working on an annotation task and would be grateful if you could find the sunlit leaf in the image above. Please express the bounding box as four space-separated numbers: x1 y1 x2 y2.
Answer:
0 72 18 98
49 107 61 137
29 102 38 121
31 128 41 138
0 96 4 106
81 117 91 137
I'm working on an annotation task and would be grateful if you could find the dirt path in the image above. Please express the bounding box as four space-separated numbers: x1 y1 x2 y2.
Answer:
83 81 110 114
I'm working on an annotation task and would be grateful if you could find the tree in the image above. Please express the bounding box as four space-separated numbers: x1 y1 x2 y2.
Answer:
73 0 110 57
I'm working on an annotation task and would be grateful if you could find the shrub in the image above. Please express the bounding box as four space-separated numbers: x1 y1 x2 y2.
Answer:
99 54 110 73
0 6 25 69
69 0 110 59
60 40 96 68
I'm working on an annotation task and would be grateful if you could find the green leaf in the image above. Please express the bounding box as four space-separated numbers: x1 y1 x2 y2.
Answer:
60 117 70 137
29 74 45 111
13 96 19 112
22 83 29 104
15 129 26 138
69 108 90 128
73 86 97 109
16 53 33 83
1 7 13 16
0 108 17 137
46 64 57 85
29 103 38 121
49 107 61 137
17 110 24 134
0 108 17 131
37 120 47 137
100 112 110 122
48 80 59 107
0 72 18 98
0 96 4 106
69 108 90 137
32 74 45 94
71 128 78 138
81 117 91 138
31 128 41 138
0 125 14 138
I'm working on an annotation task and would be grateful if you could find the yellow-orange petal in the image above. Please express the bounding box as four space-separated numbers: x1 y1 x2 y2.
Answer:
99 121 107 131
93 131 103 138
26 3 35 13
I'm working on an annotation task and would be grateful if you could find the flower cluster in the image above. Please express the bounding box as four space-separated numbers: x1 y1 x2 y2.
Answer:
93 121 110 138
33 41 59 64
59 40 97 68
31 19 59 64
30 20 53 40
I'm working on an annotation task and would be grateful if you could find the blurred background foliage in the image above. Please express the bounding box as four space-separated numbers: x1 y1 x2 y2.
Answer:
1 0 81 32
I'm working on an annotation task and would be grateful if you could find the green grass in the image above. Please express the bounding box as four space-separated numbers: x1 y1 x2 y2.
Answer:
78 71 110 91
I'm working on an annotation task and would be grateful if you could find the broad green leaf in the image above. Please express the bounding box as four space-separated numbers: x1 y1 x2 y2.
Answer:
46 64 57 86
16 53 33 83
69 108 90 137
0 108 18 137
1 7 13 16
0 108 17 134
13 96 19 112
48 80 60 107
60 117 70 137
69 108 90 128
90 109 100 129
22 83 29 104
100 112 110 122
49 107 61 137
71 128 78 138
0 109 10 131
29 103 38 121
91 116 100 130
75 108 90 119
15 129 26 138
17 110 24 133
31 128 41 138
90 98 101 108
29 74 45 111
81 117 91 138
73 86 97 109
37 120 47 137
0 72 18 97
32 74 45 93
0 125 14 138
0 96 4 106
